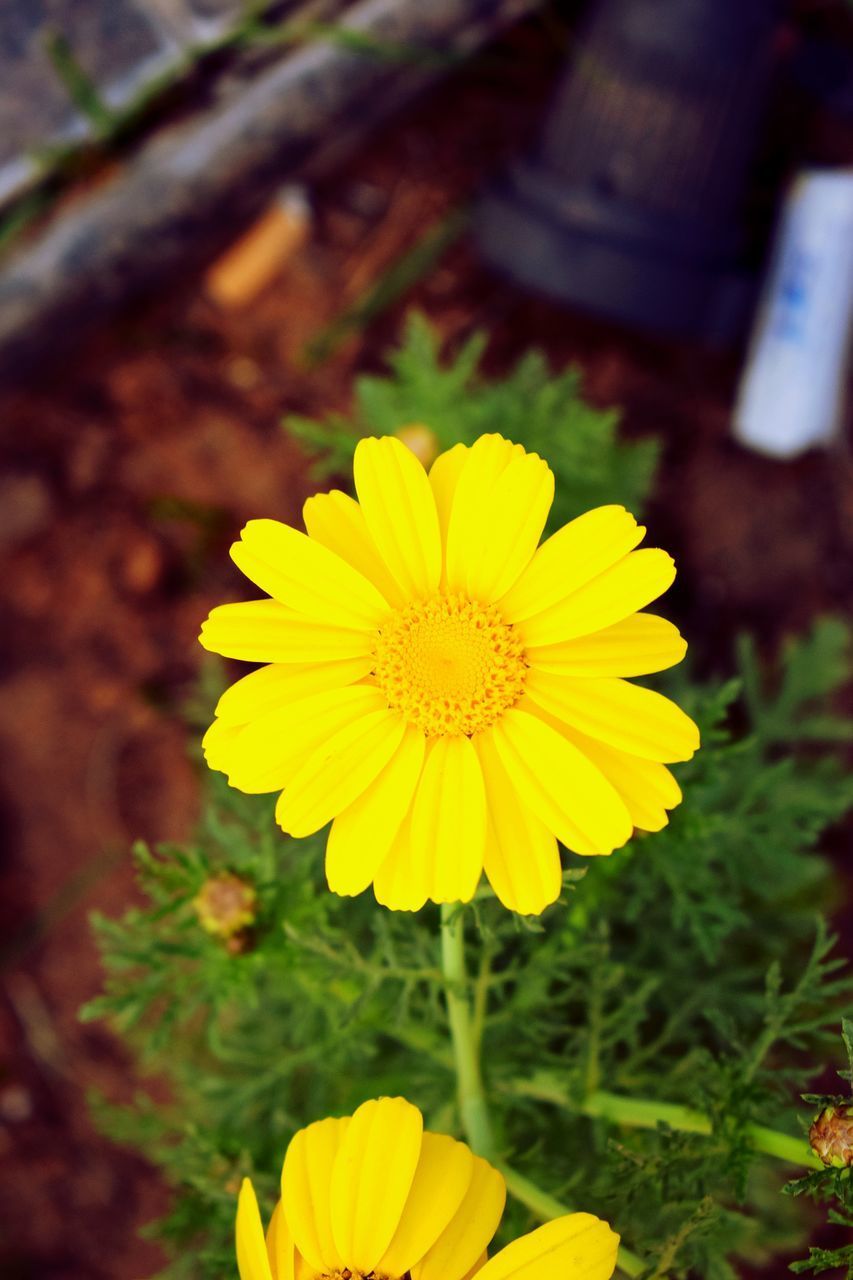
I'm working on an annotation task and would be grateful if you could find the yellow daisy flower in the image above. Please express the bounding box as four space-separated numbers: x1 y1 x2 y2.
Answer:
201 433 699 915
236 1096 619 1280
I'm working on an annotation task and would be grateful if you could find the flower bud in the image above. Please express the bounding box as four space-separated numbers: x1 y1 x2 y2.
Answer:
193 872 257 941
394 424 440 470
809 1104 853 1168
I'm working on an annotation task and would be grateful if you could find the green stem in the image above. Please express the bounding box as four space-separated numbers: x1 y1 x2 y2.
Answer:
439 908 651 1278
512 1081 823 1169
748 1123 822 1168
583 1090 712 1136
471 945 492 1057
440 903 496 1159
586 1091 819 1167
499 1163 646 1278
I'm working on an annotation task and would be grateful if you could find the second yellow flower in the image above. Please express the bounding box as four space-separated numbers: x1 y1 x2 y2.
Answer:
236 1097 618 1280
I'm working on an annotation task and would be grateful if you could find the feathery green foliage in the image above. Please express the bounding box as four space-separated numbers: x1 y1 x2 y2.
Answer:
287 312 658 527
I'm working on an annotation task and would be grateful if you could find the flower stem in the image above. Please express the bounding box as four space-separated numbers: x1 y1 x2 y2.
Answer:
747 1122 822 1168
439 908 648 1279
440 902 496 1159
511 1080 823 1169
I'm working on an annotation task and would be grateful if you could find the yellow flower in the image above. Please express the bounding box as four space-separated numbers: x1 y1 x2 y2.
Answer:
235 1096 619 1280
201 433 699 914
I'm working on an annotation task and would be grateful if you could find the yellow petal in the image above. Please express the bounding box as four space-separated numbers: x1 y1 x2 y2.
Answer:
444 435 553 602
215 658 373 726
517 549 676 648
524 669 700 763
276 709 407 837
326 725 425 897
294 1255 316 1280
487 707 633 856
237 1179 274 1280
303 489 405 609
373 811 429 912
200 601 375 664
472 448 552 601
379 1132 475 1276
475 731 562 915
282 1117 350 1273
475 1214 619 1280
527 613 686 678
461 1252 488 1280
202 717 243 773
444 435 515 594
438 437 512 596
354 437 441 600
412 1155 505 1280
410 735 486 904
330 1097 423 1273
564 729 682 832
429 443 469 564
266 1202 296 1280
224 685 387 794
499 506 645 623
231 519 388 629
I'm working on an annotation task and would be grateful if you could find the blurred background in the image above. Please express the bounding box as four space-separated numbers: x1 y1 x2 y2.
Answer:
1 0 852 1275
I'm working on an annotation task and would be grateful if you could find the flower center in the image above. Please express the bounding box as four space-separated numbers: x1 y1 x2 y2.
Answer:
373 593 527 737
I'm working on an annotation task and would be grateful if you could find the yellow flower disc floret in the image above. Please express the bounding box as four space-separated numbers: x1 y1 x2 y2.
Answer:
373 593 527 737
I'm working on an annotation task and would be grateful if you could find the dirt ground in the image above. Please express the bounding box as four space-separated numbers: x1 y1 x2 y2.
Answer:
1 12 852 1280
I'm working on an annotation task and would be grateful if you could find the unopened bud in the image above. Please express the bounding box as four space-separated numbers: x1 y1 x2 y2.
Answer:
809 1104 853 1168
193 872 257 941
394 424 440 470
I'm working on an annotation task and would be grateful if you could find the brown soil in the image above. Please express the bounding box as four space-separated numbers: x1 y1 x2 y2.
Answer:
0 13 851 1280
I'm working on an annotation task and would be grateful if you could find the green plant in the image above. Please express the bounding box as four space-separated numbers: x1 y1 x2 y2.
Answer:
85 319 853 1278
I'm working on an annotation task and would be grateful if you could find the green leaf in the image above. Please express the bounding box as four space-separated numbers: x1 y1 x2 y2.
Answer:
841 1017 853 1085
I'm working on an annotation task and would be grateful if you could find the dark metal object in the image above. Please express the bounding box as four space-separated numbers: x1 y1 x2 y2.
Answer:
0 0 538 385
477 0 782 344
